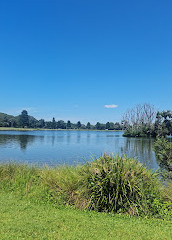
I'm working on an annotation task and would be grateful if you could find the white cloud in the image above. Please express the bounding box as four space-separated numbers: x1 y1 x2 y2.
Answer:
104 104 118 109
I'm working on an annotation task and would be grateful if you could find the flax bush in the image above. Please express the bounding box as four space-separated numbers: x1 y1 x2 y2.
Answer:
82 155 165 215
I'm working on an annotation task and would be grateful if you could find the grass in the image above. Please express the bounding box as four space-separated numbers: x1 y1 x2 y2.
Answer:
0 157 171 239
0 127 41 131
0 191 171 240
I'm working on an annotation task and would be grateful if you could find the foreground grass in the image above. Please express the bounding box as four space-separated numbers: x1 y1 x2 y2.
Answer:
0 191 171 240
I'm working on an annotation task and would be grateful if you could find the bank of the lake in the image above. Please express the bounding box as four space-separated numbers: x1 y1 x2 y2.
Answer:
0 127 122 132
0 156 171 239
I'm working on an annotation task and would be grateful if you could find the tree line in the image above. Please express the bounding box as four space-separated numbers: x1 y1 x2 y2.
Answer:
0 110 124 130
1 104 171 136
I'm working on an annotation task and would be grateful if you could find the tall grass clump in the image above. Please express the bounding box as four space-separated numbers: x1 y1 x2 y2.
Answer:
82 155 171 216
39 165 85 206
0 163 41 197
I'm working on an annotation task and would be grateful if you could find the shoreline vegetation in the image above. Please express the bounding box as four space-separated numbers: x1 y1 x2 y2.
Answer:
0 127 123 132
0 154 171 238
122 104 172 138
0 155 171 238
0 155 171 219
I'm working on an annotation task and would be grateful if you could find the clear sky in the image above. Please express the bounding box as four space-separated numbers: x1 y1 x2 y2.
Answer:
0 0 172 124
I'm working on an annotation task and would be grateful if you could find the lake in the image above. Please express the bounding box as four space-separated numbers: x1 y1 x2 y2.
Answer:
0 130 159 170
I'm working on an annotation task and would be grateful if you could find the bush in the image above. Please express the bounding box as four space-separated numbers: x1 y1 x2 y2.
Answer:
82 155 165 216
154 138 172 172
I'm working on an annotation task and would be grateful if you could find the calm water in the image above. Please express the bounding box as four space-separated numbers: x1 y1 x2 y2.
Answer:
0 130 159 170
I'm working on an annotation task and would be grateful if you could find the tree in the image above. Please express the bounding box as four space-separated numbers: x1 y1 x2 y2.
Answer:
114 122 121 130
56 120 66 129
86 122 91 129
39 119 45 128
67 120 71 129
123 103 157 137
19 110 29 128
154 111 172 137
52 117 56 129
106 122 110 130
96 122 101 130
77 121 81 129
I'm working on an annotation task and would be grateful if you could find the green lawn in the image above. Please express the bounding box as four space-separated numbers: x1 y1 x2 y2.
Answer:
0 191 171 240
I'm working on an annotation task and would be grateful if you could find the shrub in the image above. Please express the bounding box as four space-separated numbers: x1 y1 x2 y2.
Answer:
81 155 166 216
153 138 172 170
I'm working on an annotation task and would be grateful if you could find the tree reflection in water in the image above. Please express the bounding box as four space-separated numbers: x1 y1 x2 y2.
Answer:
0 134 43 150
121 137 156 169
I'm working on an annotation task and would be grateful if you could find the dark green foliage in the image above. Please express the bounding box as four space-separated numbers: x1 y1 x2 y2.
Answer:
37 119 45 128
77 121 81 129
56 120 66 129
0 111 126 130
0 113 17 127
105 122 110 129
86 122 91 129
154 111 172 137
123 125 153 137
67 120 71 129
52 117 56 129
154 138 172 179
95 122 106 130
19 110 29 128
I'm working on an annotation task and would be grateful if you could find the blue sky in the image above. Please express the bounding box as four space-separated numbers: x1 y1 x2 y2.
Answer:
0 0 172 124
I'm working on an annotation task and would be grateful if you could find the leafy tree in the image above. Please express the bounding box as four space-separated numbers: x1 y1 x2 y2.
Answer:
56 120 66 129
86 122 91 129
19 110 29 128
52 117 56 129
154 111 172 137
96 122 101 130
67 120 71 129
106 122 110 130
77 121 81 129
114 122 121 130
38 119 45 128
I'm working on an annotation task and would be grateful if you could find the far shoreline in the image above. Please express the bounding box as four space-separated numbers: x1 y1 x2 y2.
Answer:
0 127 123 132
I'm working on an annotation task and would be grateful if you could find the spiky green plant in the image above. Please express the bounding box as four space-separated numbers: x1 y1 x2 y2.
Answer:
82 155 163 215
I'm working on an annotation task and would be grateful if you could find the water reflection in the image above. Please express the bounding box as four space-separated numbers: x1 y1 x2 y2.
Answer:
0 131 159 170
0 134 43 150
121 137 156 169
